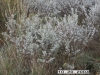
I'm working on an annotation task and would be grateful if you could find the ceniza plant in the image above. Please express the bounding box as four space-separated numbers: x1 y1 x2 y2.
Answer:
1 0 100 75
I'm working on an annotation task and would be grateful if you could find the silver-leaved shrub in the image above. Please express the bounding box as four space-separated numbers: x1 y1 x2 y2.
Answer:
2 0 100 70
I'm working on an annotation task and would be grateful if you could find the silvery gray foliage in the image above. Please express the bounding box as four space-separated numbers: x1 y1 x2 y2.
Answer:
2 11 96 63
2 0 100 64
23 0 96 17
